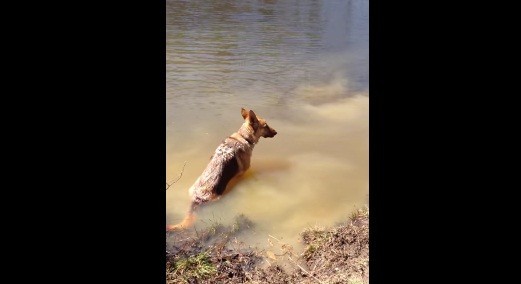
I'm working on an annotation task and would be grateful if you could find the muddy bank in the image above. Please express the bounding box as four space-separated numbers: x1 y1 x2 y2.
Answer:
166 207 368 283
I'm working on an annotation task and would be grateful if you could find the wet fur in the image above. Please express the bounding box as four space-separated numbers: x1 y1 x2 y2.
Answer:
167 108 277 231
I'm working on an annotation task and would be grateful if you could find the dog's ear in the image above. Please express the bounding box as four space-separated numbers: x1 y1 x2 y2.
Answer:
241 108 258 125
247 109 258 125
241 108 249 119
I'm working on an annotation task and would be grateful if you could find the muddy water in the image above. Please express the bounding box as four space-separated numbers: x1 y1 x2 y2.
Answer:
166 0 368 249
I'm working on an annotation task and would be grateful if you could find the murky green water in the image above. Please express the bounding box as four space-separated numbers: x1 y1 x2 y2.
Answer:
167 0 368 249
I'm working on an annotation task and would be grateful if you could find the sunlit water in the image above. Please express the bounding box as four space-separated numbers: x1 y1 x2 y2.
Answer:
167 0 368 251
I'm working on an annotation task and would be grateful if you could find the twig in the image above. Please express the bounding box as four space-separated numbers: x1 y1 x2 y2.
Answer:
288 255 324 284
265 259 272 266
268 234 282 242
267 233 323 283
312 258 320 273
166 161 187 190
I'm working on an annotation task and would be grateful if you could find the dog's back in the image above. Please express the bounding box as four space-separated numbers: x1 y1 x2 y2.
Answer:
190 140 241 203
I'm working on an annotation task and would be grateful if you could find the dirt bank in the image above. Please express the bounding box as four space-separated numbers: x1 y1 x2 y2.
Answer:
166 207 368 283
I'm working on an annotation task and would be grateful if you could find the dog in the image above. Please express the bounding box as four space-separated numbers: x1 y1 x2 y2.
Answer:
166 108 277 231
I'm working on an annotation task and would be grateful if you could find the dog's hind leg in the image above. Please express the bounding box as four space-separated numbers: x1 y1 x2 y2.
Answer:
166 202 199 231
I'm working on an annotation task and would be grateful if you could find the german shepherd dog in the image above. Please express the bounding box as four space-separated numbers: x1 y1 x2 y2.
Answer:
166 108 277 231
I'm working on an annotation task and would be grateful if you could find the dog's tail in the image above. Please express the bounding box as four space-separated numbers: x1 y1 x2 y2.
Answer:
166 202 198 231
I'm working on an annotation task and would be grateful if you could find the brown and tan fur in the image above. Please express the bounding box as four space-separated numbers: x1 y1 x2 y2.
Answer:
166 108 277 231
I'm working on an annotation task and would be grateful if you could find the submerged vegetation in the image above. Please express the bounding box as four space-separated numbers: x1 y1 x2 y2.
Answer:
166 208 369 283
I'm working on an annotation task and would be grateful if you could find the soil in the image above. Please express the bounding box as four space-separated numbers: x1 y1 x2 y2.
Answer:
166 208 368 284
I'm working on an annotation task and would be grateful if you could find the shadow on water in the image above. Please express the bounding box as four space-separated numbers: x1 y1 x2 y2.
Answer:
225 158 291 192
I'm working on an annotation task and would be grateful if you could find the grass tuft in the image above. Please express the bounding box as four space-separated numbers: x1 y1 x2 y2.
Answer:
172 251 216 281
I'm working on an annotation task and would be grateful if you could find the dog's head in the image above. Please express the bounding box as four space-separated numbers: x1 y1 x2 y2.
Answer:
241 108 277 139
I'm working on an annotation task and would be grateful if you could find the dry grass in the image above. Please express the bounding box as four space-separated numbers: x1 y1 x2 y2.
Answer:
301 206 369 283
166 207 369 284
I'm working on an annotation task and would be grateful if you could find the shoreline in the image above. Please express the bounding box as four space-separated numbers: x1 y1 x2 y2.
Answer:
166 207 369 283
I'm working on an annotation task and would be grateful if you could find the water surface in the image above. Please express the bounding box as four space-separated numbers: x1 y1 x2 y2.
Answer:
166 0 368 249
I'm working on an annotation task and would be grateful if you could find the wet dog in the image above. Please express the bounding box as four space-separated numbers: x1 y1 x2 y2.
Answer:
167 108 277 231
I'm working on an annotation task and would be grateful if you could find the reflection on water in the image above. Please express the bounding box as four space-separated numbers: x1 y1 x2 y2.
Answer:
167 0 368 249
